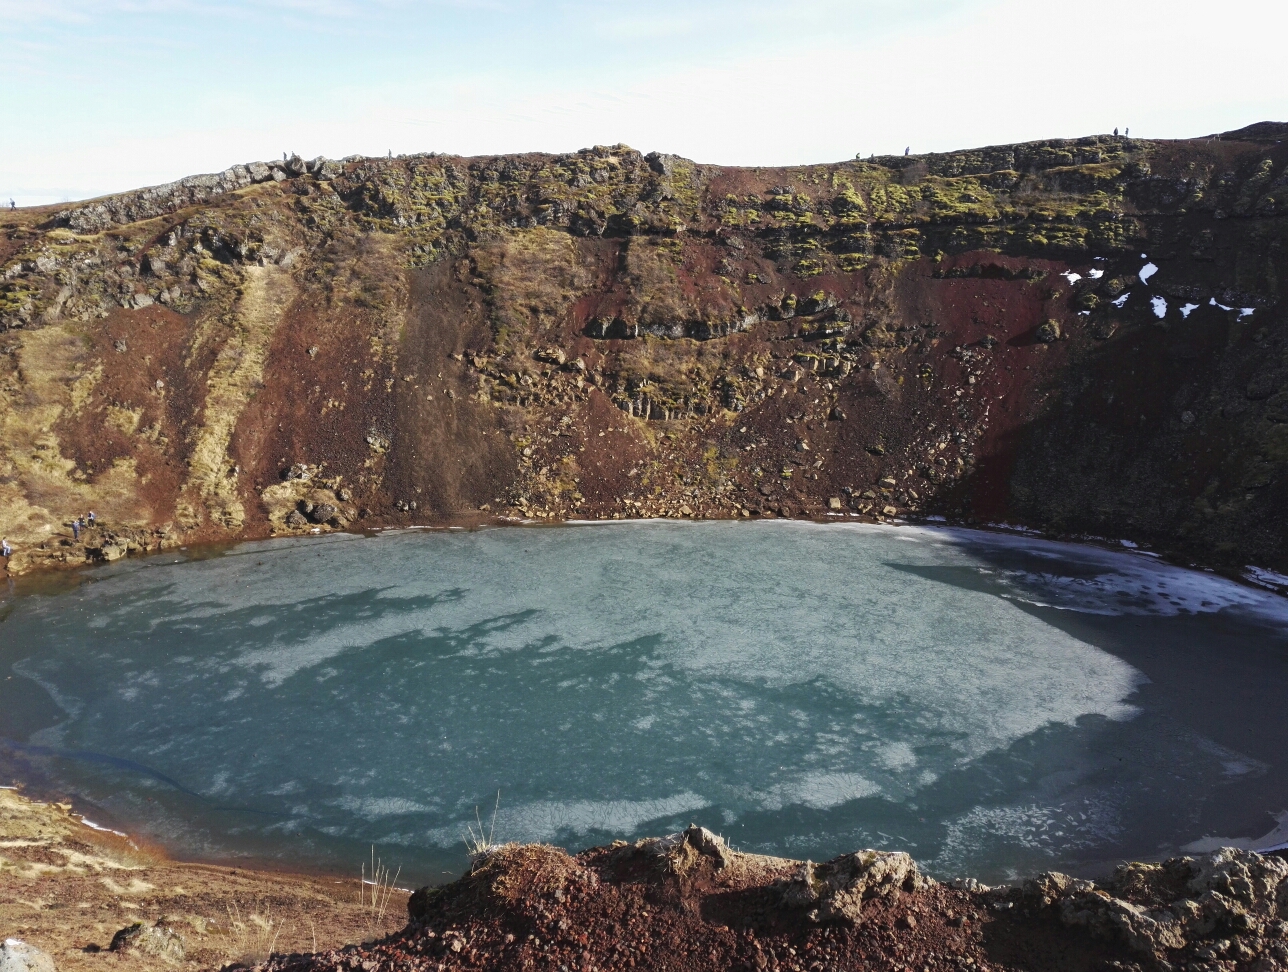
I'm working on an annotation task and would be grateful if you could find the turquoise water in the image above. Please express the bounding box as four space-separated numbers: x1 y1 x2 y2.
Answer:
2 521 1286 885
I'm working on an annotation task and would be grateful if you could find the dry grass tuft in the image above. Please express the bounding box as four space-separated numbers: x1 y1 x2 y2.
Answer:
464 789 502 860
360 846 402 942
223 898 284 968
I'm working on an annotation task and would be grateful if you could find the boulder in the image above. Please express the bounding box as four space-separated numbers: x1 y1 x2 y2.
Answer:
641 825 733 872
0 939 56 972
285 510 308 529
1021 850 1288 962
779 850 930 924
109 921 185 961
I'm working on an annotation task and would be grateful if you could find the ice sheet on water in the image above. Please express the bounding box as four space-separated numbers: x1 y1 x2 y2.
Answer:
928 526 1288 624
332 795 437 819
7 521 1285 878
757 771 882 811
933 798 1123 874
1182 811 1288 855
423 792 711 846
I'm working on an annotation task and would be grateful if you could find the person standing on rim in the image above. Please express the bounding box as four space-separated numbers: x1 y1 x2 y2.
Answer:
71 518 80 541
87 510 96 528
1 537 11 558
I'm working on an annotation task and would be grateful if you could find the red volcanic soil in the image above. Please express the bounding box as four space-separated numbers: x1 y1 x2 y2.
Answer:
258 829 1288 972
261 829 1208 972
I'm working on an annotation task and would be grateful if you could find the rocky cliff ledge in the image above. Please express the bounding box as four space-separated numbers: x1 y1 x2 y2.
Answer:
2 124 1287 576
264 825 1288 972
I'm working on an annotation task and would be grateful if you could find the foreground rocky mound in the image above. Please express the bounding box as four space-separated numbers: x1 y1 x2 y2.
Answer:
260 827 1288 972
1 126 1286 577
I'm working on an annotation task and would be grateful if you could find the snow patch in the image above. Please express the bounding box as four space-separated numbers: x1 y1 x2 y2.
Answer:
1111 292 1130 308
1179 303 1199 318
1087 268 1104 278
1240 307 1256 318
1139 262 1158 284
80 817 130 838
1245 565 1288 591
1060 271 1082 284
1151 296 1167 318
1210 298 1234 311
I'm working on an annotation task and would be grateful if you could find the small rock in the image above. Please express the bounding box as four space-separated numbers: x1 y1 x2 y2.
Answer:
336 487 353 502
828 497 843 510
109 922 185 962
285 510 308 529
1036 319 1062 343
309 503 338 525
898 914 918 930
0 939 57 972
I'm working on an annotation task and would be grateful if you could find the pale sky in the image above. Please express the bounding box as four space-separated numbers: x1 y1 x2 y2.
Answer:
3 0 1286 206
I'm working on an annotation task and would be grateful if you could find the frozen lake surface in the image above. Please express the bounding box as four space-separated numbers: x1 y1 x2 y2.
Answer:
2 521 1286 885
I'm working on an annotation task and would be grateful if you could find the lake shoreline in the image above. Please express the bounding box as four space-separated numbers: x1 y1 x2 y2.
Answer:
5 508 1285 606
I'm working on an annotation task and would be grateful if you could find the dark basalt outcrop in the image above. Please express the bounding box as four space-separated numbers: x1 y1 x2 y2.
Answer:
258 826 1288 972
1 126 1286 578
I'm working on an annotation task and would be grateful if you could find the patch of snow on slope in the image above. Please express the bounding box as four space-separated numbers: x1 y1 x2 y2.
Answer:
1245 565 1288 591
